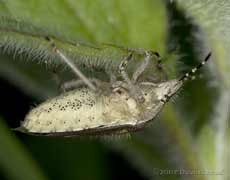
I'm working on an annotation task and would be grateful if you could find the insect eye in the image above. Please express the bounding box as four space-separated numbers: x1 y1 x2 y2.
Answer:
116 89 122 94
113 88 125 95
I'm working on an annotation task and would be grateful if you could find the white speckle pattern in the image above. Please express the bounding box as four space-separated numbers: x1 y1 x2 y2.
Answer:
21 80 183 134
23 88 103 133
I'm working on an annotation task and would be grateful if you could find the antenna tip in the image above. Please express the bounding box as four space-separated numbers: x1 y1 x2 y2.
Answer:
205 52 212 61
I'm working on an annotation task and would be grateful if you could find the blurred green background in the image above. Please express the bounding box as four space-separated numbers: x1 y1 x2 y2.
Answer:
0 0 229 180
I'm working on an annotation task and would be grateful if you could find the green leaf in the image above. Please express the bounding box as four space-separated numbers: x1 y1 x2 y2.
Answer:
19 136 109 180
0 1 228 180
0 1 170 179
166 2 219 134
0 117 48 180
175 1 230 179
176 0 230 86
0 0 166 79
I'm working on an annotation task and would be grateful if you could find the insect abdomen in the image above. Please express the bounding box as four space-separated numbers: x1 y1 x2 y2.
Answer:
22 88 104 133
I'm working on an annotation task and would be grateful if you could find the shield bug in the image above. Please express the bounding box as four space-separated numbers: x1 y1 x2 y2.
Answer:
15 39 211 136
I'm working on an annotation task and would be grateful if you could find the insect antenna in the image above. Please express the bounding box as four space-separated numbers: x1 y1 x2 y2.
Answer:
161 53 211 103
179 52 211 83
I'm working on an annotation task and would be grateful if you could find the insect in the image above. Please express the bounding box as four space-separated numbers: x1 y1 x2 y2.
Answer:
15 37 211 136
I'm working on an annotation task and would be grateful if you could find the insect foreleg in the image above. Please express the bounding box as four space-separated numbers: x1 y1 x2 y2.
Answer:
45 37 97 92
118 53 145 103
126 49 167 83
131 50 160 83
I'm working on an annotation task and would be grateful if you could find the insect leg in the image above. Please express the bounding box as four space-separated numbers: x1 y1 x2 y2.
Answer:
50 63 63 90
45 37 97 92
105 68 117 86
132 50 161 83
127 48 167 83
61 78 102 92
118 53 145 103
118 53 137 90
